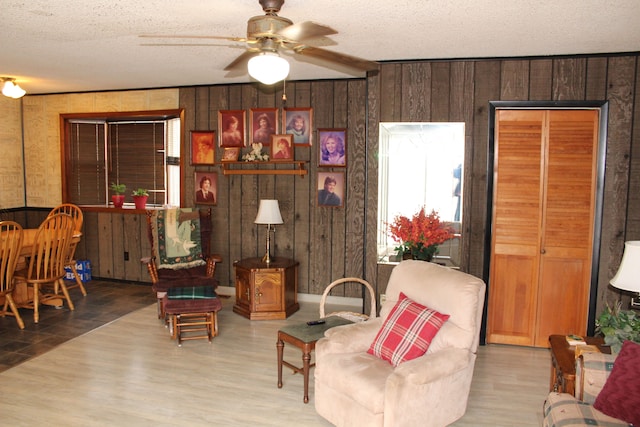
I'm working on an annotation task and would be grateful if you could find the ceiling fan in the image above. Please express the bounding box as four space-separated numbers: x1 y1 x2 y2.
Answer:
140 0 378 84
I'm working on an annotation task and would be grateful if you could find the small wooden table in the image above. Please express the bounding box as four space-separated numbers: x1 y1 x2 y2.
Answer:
548 334 607 395
233 257 299 320
277 316 352 403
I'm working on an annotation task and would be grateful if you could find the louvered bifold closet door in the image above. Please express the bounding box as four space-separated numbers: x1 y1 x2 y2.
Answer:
487 109 598 348
534 110 598 347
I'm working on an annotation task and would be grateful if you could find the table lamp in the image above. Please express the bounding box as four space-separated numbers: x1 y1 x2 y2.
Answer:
254 199 283 265
610 241 640 306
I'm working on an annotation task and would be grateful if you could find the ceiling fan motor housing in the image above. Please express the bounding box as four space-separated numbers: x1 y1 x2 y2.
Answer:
247 15 293 40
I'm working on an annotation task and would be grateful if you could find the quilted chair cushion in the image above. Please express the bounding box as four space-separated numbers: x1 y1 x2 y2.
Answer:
152 265 218 292
593 341 640 426
163 290 222 315
543 392 630 427
577 352 616 404
368 292 449 366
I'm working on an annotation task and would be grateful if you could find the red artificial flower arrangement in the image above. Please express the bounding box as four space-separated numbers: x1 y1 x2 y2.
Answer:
388 207 455 261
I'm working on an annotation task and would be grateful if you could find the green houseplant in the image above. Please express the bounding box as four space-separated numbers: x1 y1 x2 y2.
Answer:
595 300 640 354
110 183 126 208
132 188 149 209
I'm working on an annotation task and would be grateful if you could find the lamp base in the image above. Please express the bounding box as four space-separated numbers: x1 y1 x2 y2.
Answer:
262 252 272 265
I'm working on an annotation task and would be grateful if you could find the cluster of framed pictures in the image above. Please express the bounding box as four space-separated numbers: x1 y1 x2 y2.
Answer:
217 107 312 147
191 107 347 207
189 108 348 168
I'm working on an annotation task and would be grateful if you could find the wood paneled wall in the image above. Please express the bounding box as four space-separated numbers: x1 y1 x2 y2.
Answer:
366 55 640 319
179 80 368 299
5 53 638 325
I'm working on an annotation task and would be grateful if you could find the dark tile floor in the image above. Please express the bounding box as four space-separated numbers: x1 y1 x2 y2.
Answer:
0 279 156 373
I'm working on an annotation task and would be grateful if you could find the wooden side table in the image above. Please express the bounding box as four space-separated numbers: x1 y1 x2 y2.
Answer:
233 257 299 320
548 334 606 395
277 316 353 403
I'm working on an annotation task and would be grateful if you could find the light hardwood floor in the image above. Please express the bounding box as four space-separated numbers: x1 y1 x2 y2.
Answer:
0 298 549 426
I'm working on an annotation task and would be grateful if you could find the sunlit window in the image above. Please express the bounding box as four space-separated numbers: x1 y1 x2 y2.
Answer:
377 122 464 265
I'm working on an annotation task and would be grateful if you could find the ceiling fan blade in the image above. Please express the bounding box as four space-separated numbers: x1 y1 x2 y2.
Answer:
277 21 337 42
293 46 379 72
223 50 257 75
141 43 234 47
139 34 249 43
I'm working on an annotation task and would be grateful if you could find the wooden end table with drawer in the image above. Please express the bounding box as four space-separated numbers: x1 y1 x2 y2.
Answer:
548 334 607 396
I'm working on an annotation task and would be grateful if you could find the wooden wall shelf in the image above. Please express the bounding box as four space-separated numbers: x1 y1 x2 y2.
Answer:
220 161 307 177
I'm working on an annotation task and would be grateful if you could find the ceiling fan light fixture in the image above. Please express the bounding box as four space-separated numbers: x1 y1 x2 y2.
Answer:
248 52 290 85
1 77 26 99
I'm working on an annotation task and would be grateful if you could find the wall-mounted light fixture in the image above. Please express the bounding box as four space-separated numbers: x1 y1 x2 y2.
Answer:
1 77 26 99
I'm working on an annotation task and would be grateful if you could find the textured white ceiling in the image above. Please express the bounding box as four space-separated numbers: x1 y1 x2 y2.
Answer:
1 0 639 95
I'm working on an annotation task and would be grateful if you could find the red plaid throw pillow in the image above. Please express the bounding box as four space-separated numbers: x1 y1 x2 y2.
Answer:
368 292 450 366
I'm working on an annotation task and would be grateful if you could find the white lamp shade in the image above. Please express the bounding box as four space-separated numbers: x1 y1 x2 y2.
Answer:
254 199 284 225
2 80 26 98
247 52 290 85
610 241 640 293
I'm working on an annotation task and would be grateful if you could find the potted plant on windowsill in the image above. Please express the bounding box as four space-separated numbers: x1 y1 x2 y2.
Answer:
110 183 126 208
132 188 149 209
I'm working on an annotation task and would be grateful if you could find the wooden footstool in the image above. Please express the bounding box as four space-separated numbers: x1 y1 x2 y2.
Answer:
277 316 352 403
163 286 222 346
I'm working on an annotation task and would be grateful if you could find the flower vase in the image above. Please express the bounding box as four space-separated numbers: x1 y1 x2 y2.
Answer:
133 195 148 209
111 195 125 208
401 247 434 262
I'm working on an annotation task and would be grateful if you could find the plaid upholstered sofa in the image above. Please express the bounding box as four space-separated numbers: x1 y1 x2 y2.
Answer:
543 352 630 426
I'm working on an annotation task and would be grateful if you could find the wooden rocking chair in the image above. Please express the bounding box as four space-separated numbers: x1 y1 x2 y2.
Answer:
142 208 222 319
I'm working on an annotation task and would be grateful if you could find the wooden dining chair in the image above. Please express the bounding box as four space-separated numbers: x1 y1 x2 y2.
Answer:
47 203 86 296
14 213 76 323
0 221 25 329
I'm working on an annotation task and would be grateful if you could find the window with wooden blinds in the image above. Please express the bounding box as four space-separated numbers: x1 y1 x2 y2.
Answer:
63 110 182 207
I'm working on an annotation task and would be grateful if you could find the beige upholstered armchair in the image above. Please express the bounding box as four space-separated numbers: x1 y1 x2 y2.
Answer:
314 260 486 427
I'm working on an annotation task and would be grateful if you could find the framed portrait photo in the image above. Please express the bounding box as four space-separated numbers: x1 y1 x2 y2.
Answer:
218 110 246 147
250 108 278 146
190 130 216 165
318 128 347 167
222 147 240 162
317 171 345 208
270 134 294 161
283 107 313 146
194 171 217 205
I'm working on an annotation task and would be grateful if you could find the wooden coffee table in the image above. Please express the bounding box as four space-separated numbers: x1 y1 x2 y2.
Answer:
277 316 352 403
548 334 607 395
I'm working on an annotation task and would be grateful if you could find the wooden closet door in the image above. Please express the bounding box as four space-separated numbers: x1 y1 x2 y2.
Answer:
487 109 599 347
534 110 598 347
487 110 545 346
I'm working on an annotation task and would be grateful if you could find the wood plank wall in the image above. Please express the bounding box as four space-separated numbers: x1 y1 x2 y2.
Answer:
6 53 638 323
365 54 639 318
179 79 368 299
